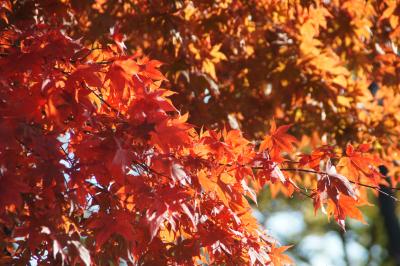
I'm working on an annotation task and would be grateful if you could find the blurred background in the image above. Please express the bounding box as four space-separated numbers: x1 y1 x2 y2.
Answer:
255 187 399 266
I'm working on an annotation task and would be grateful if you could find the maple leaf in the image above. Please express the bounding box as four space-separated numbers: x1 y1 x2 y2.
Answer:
150 114 192 152
137 57 166 81
0 174 30 212
198 171 230 206
338 143 381 185
202 58 217 80
88 211 136 249
66 64 103 90
105 57 139 101
313 160 365 229
147 207 168 241
110 23 127 52
299 145 336 170
109 137 131 181
127 89 177 127
200 129 234 162
327 195 366 227
318 159 357 200
0 0 11 23
269 244 294 266
259 121 297 161
252 150 296 192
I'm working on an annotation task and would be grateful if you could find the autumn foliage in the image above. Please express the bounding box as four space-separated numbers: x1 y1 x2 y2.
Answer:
0 0 399 265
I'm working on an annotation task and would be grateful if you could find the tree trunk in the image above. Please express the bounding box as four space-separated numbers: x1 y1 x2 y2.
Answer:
378 166 400 265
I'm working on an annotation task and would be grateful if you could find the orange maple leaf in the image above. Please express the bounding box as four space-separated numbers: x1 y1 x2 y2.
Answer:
338 143 382 185
260 121 297 161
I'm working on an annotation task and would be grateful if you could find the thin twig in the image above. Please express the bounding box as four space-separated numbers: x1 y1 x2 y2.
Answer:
280 167 400 191
84 84 121 115
280 167 399 201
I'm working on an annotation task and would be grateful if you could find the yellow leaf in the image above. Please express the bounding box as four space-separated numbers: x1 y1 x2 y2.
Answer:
337 95 352 107
159 225 175 244
332 75 348 88
188 43 201 60
210 44 227 63
202 58 217 80
245 45 254 56
183 4 196 20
